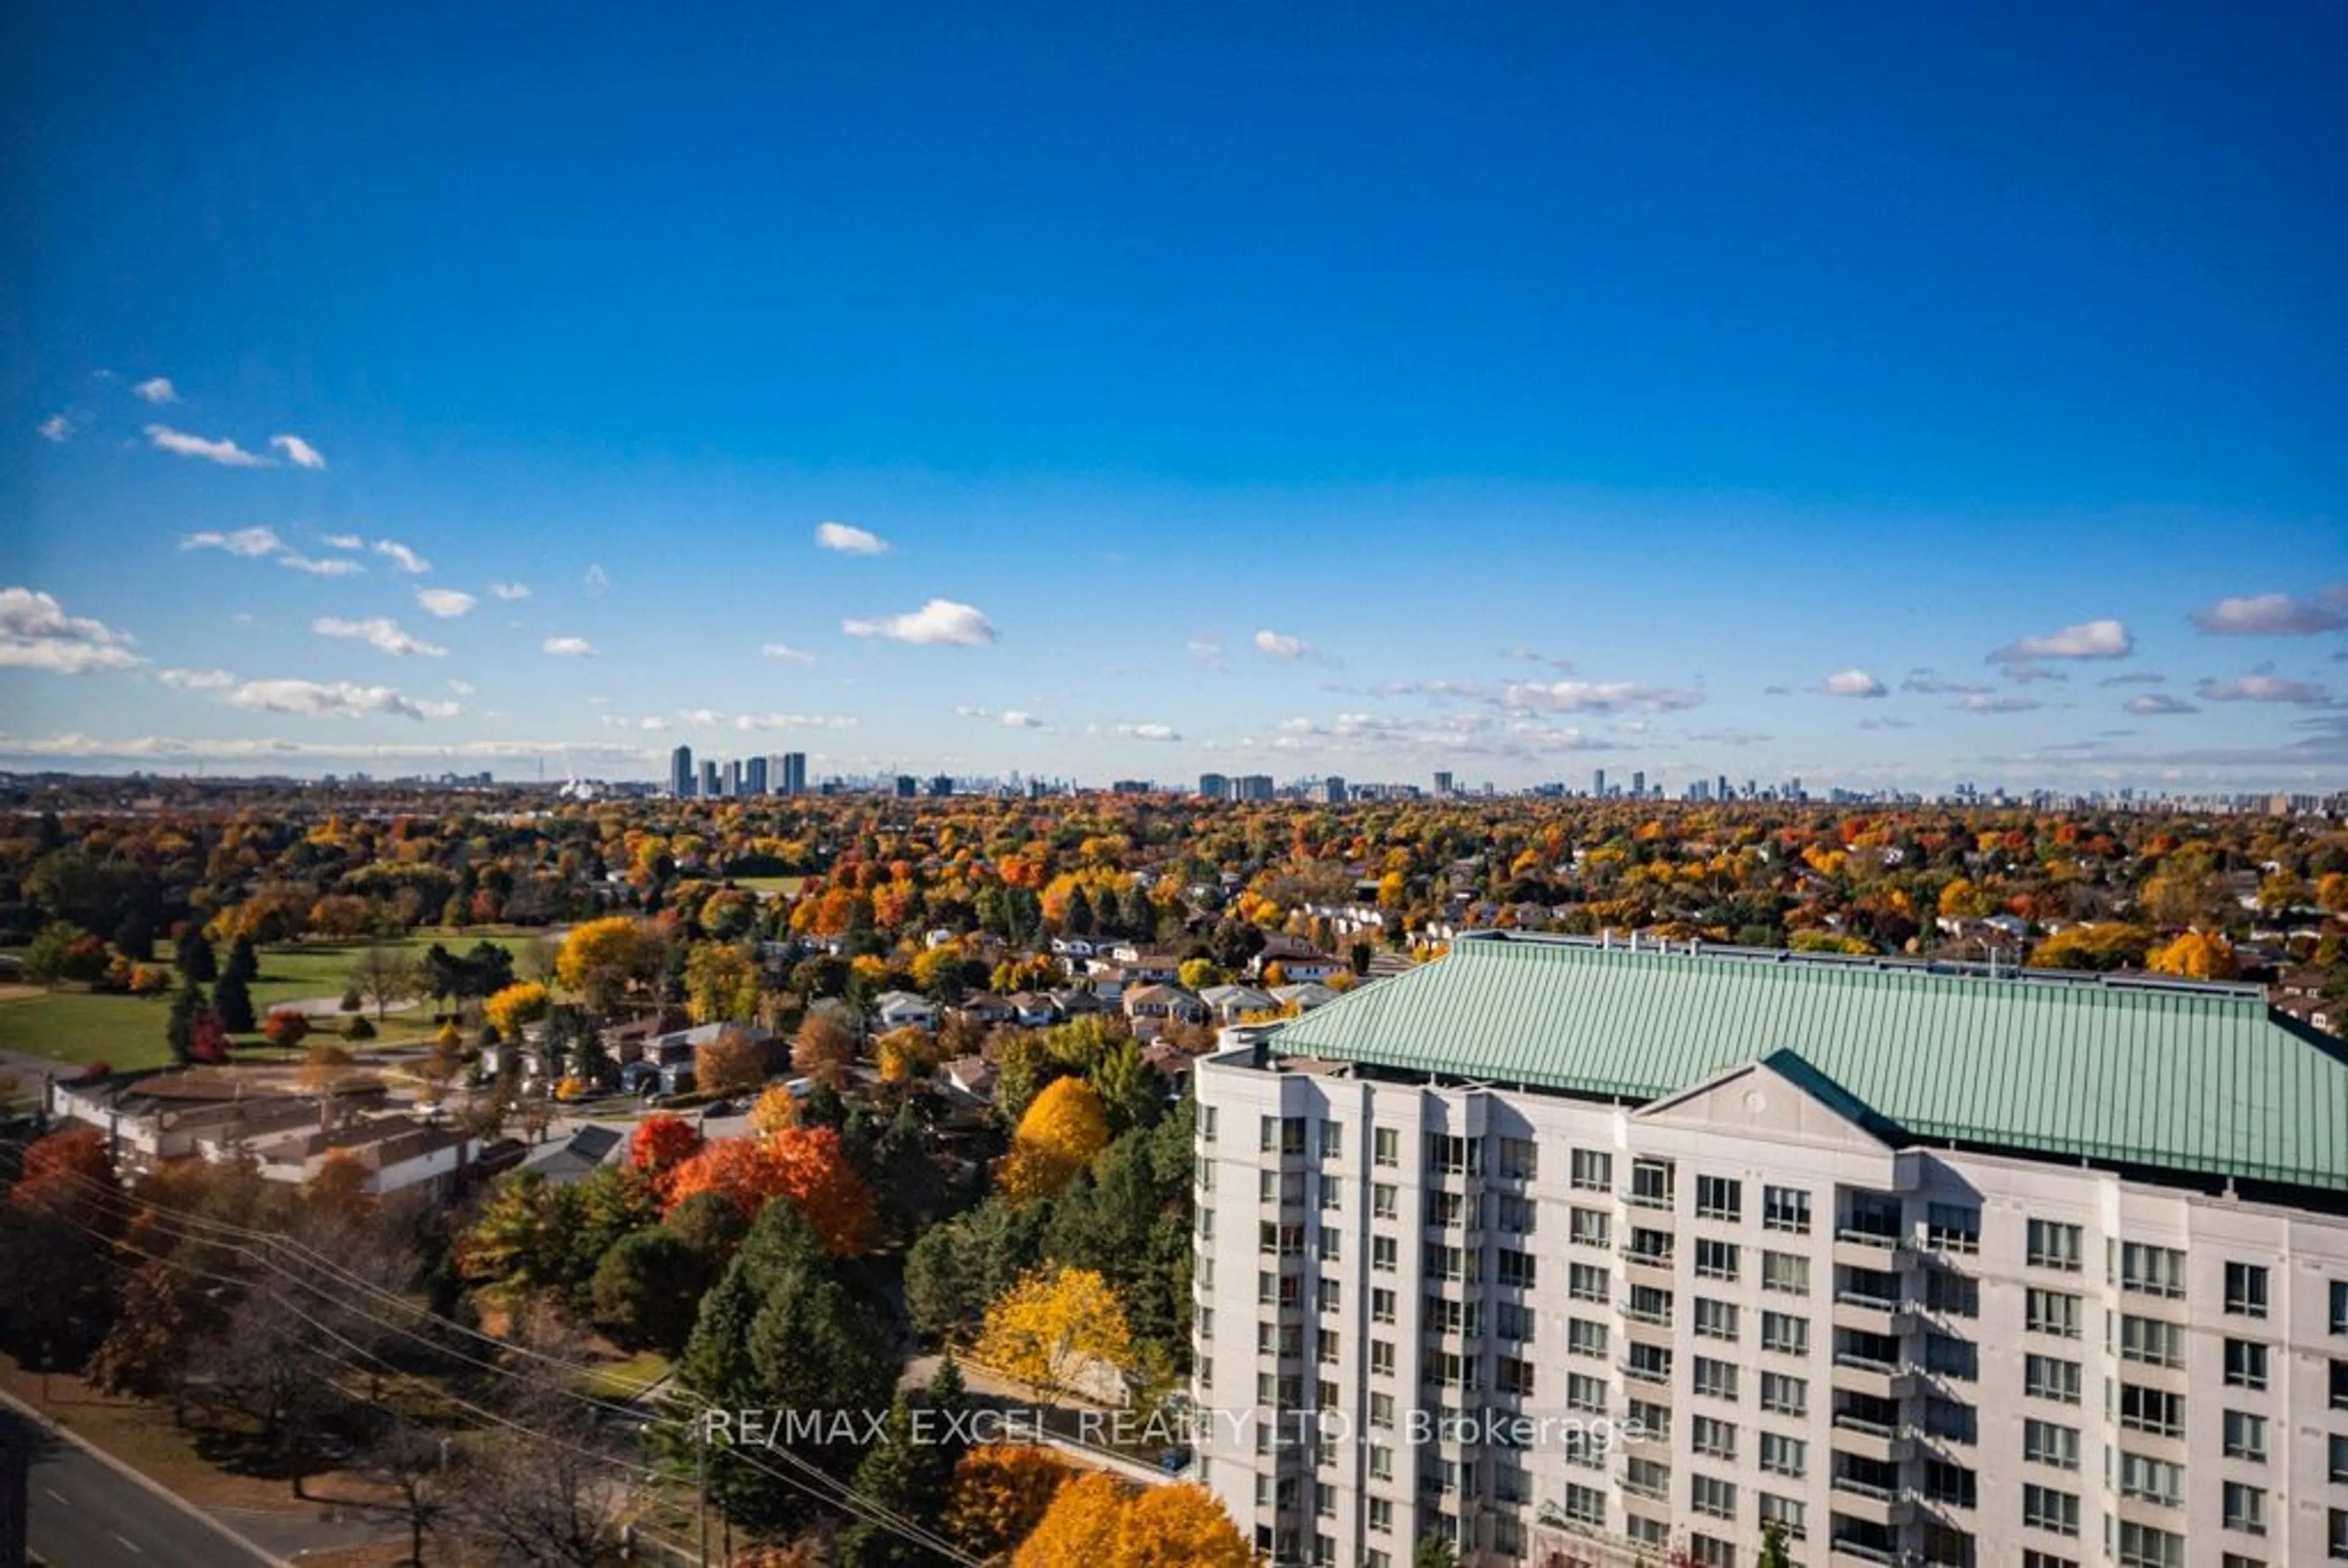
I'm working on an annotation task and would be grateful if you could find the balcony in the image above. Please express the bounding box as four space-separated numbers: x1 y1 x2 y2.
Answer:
1620 1245 1675 1284
1833 1228 1911 1272
1828 1412 1914 1464
1828 1474 1913 1528
1830 1352 1916 1401
1832 1289 1906 1338
1829 1535 1900 1566
1619 1356 1672 1388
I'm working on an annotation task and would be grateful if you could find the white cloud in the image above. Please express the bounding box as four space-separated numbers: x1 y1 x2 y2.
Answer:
816 521 890 555
1254 628 1311 660
448 680 475 697
223 679 457 720
415 587 478 619
638 716 668 732
278 553 364 577
733 713 858 732
37 414 72 442
2190 591 2346 638
373 539 430 574
999 710 1043 729
0 588 145 673
322 533 364 550
543 636 596 657
1186 634 1225 668
1823 668 1886 698
1988 618 2132 664
1857 716 1914 731
1502 679 1704 715
132 377 178 405
842 598 996 646
583 564 609 595
1104 721 1180 742
1955 693 2044 713
146 425 270 466
157 668 237 691
270 433 327 469
312 616 446 658
182 526 283 558
759 642 817 664
2197 674 2331 705
2126 694 2199 716
490 582 531 601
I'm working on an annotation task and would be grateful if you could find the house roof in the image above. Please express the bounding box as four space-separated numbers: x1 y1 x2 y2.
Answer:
1266 932 2348 1191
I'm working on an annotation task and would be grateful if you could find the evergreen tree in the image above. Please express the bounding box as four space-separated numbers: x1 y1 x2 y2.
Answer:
213 970 256 1035
166 978 207 1066
1064 886 1095 938
221 934 259 986
835 1390 944 1568
175 929 216 982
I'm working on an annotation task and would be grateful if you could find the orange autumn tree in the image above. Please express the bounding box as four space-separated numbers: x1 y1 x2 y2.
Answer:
942 1444 1071 1561
764 1125 880 1256
1010 1471 1125 1568
997 1076 1109 1205
628 1113 704 1196
662 1137 789 1219
12 1125 119 1233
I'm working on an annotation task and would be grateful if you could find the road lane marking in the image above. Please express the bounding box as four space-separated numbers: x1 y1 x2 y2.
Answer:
113 1531 145 1553
41 1485 69 1505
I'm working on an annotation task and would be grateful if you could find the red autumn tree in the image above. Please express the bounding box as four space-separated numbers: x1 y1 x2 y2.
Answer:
627 1113 704 1196
262 1007 311 1048
662 1136 790 1219
12 1126 120 1234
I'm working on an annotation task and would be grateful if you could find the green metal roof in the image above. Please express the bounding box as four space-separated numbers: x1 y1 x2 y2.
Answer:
1268 933 2348 1190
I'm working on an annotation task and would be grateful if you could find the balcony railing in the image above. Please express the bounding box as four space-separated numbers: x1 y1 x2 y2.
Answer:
1619 1358 1671 1386
1834 1226 1902 1247
1831 1412 1897 1439
1834 1287 1905 1312
1833 1352 1901 1376
1831 1473 1899 1503
1829 1536 1899 1565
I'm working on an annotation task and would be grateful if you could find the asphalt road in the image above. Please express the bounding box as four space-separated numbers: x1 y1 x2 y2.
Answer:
4 1404 278 1568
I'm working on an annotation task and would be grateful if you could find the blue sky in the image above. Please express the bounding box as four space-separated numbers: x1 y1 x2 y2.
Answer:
4 1 2344 792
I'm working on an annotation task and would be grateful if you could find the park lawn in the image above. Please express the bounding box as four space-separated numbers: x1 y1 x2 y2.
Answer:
580 1349 673 1401
729 874 807 899
0 929 554 1070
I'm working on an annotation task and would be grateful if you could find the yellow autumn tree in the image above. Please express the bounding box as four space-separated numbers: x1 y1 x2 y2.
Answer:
749 1082 801 1136
974 1265 1134 1408
875 1025 942 1083
1010 1470 1126 1568
685 943 761 1025
997 1076 1109 1205
484 981 552 1039
556 916 657 1013
1111 1482 1252 1567
2146 929 2236 980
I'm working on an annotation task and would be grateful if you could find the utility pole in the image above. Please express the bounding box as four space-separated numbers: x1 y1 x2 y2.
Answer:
695 1417 709 1568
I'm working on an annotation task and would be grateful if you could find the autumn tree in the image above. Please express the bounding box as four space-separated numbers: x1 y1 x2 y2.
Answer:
348 941 418 1020
262 1007 310 1048
999 1077 1110 1205
766 1125 881 1256
1110 1483 1251 1567
792 1010 859 1088
942 1445 1069 1561
485 981 552 1039
686 942 762 1025
555 915 658 1014
749 1082 802 1136
663 1137 790 1220
12 1125 120 1233
874 1024 942 1083
696 1025 767 1099
628 1113 705 1194
974 1266 1134 1407
2147 929 2237 980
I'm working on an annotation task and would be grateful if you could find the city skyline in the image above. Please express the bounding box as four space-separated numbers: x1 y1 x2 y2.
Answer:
6 3 2346 793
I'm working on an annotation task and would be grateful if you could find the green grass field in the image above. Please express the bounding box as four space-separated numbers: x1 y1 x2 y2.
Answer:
0 929 553 1070
728 874 808 899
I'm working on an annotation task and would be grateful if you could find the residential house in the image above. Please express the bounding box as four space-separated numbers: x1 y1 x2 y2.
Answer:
1197 983 1277 1023
872 990 940 1032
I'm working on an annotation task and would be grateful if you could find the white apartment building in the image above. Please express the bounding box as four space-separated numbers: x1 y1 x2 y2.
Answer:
1193 932 2348 1568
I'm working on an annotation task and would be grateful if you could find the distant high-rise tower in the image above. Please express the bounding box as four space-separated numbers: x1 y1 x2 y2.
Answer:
1631 769 1645 798
1433 770 1454 797
670 745 695 798
745 756 769 796
700 760 721 798
1592 767 1606 798
1198 773 1230 800
782 753 807 795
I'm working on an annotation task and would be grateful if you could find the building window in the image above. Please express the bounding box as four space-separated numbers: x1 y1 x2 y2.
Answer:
1568 1318 1609 1359
1570 1148 1611 1192
2331 1507 2348 1561
1759 1432 1805 1478
2119 1383 2185 1438
1372 1182 1396 1218
1318 1174 1341 1210
1496 1248 1536 1288
2022 1555 2080 1568
2119 1243 2187 1298
1497 1136 1537 1181
1762 1250 1809 1295
1626 1397 1670 1442
2118 1452 2183 1507
2118 1313 2184 1368
1372 1127 1398 1167
1370 1339 1393 1376
1760 1311 1807 1356
2027 1218 2083 1272
1759 1372 1806 1416
1372 1235 1396 1273
1317 1278 1340 1314
1758 1493 1806 1540
2223 1408 2268 1462
1626 1342 1671 1386
2331 1279 2347 1334
1925 1202 1980 1254
1921 1331 1977 1382
1318 1122 1342 1160
2117 1522 2184 1568
1922 1457 1976 1509
1496 1356 1535 1396
2224 1338 2269 1391
2026 1289 2081 1339
1570 1207 1611 1248
2224 1482 2266 1537
1494 1193 1535 1235
1424 1133 1479 1176
1694 1298 1738 1342
1371 1287 1395 1324
2024 1354 2081 1405
1567 1372 1606 1415
2224 1262 2269 1319
1569 1262 1610 1303
1199 1105 1217 1143
1923 1267 1979 1317
1318 1226 1340 1262
1495 1301 1535 1343
1627 1226 1672 1266
2023 1484 2080 1536
1629 1157 1674 1209
1840 1189 1902 1241
1688 1473 1735 1520
1694 1238 1740 1281
1762 1185 1810 1234
2335 1358 2348 1410
1686 1534 1735 1568
1623 1457 1669 1501
1696 1175 1741 1221
2023 1418 2078 1470
2331 1431 2348 1483
1627 1283 1672 1325
1691 1414 1736 1460
1691 1355 1738 1401
1564 1483 1605 1526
